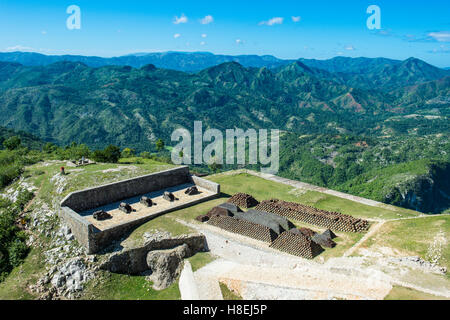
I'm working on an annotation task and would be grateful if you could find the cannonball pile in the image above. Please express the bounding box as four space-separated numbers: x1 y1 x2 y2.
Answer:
255 199 369 232
206 206 234 218
227 193 259 208
269 230 323 259
207 215 277 243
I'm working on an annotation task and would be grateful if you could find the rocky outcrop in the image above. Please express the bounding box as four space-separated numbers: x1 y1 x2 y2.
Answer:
385 161 450 213
100 232 206 289
146 244 191 290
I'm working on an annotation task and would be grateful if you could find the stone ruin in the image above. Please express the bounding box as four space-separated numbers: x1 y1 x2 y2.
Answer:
140 196 154 207
270 230 324 259
255 199 370 232
184 186 199 195
227 193 259 208
163 191 176 202
93 210 111 221
119 202 133 214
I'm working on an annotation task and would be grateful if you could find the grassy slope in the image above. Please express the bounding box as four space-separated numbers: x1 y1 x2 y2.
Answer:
361 215 450 271
79 271 181 300
0 245 46 300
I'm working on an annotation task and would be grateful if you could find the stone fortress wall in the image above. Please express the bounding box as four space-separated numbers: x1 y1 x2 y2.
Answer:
60 166 220 254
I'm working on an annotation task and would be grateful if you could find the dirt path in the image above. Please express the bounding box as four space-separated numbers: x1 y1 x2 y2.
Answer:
343 221 385 257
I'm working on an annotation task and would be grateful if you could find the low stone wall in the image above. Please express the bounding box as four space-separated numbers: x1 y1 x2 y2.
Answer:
100 233 206 274
88 192 218 253
190 175 220 194
61 166 191 212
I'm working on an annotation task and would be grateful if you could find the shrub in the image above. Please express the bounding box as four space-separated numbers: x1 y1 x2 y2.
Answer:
3 136 21 150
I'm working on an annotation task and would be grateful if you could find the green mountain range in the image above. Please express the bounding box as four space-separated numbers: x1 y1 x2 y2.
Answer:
0 53 448 213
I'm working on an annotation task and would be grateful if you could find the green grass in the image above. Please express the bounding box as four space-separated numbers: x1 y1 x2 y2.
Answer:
123 216 194 248
361 215 450 270
295 190 419 220
384 286 450 300
0 245 46 300
187 252 216 272
79 270 180 300
219 282 242 300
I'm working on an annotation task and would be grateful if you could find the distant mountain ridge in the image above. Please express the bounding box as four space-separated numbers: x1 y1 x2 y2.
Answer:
0 58 447 150
0 51 448 75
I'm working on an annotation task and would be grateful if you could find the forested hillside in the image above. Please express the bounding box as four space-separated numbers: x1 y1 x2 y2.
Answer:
0 54 448 213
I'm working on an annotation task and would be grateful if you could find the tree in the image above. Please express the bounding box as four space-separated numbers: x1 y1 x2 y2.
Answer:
121 148 135 158
43 142 58 154
140 151 151 159
156 139 165 152
92 145 121 163
3 136 21 150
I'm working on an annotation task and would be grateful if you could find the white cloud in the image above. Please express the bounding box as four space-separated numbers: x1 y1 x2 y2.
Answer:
345 45 355 51
3 45 36 52
201 34 207 38
292 16 301 23
200 41 206 46
235 39 243 45
200 15 214 25
259 17 284 26
41 30 47 35
428 31 450 42
174 33 181 39
173 14 188 24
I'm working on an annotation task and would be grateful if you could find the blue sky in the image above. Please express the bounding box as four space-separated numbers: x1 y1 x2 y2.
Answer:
0 0 449 67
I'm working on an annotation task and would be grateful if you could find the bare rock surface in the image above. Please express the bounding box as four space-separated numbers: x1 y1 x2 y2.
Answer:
146 243 191 290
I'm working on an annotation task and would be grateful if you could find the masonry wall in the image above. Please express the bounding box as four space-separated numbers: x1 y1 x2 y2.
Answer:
61 166 190 212
88 193 218 253
59 206 93 250
190 175 220 194
60 167 220 254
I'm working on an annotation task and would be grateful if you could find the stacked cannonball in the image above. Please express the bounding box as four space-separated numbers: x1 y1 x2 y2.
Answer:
269 231 323 259
207 215 277 243
227 193 259 208
255 199 369 232
206 206 234 218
